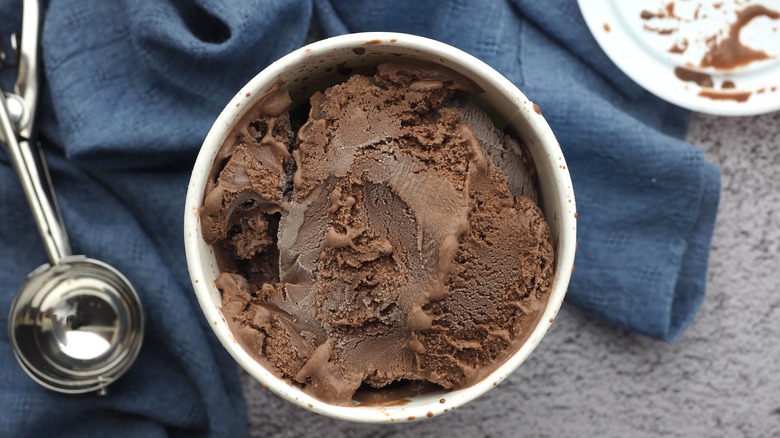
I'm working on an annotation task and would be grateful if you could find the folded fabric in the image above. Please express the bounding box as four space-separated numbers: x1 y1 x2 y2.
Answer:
0 0 719 436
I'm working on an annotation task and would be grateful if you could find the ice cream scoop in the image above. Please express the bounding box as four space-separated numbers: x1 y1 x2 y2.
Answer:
1 0 143 395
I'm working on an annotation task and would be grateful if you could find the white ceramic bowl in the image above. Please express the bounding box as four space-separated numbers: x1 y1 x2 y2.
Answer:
184 32 576 423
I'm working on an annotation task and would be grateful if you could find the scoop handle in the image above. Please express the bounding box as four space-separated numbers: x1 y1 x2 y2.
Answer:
0 91 72 265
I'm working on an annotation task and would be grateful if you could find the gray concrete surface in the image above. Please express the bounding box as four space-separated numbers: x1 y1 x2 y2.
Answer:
240 111 780 437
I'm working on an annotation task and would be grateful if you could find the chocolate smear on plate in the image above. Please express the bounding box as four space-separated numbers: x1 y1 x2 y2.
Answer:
674 66 714 87
700 5 780 69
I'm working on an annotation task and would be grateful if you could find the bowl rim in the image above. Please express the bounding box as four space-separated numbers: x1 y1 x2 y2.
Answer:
184 31 576 423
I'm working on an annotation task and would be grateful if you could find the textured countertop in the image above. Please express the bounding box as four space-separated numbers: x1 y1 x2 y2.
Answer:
241 111 780 437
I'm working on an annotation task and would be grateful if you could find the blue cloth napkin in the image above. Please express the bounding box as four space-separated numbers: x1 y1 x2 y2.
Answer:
0 0 719 436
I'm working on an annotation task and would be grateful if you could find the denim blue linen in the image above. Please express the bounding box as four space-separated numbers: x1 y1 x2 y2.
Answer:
0 0 720 436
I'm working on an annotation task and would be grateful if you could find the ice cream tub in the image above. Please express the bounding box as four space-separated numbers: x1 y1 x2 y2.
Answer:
184 32 576 423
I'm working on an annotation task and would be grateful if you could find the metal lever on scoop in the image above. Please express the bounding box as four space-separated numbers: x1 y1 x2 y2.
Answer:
0 0 70 264
0 91 72 264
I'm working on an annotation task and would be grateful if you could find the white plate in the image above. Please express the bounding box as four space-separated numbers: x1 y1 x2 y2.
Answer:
578 0 780 116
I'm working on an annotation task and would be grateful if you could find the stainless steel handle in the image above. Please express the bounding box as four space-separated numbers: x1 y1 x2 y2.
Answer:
14 0 41 140
0 91 71 264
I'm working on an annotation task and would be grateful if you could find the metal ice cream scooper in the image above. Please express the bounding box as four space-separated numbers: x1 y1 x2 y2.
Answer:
1 0 143 394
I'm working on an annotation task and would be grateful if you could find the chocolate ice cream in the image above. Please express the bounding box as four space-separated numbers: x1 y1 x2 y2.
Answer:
200 62 554 405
